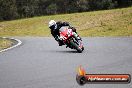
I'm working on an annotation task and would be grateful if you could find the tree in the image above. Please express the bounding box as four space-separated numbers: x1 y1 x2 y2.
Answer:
46 3 58 14
88 0 117 10
76 0 89 12
16 0 39 18
0 0 18 20
67 1 78 13
115 0 132 7
0 0 131 21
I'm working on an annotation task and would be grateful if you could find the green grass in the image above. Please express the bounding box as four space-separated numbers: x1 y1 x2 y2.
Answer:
0 7 132 37
0 38 13 51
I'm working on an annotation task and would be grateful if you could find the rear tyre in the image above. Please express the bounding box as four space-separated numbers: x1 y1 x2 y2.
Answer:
70 40 82 53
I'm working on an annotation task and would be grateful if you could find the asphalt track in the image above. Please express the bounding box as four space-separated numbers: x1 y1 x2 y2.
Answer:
0 37 132 88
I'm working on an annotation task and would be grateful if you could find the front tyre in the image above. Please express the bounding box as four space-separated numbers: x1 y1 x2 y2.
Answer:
70 40 83 53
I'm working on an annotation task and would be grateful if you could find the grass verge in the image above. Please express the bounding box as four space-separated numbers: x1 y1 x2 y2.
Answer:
0 38 13 51
0 7 132 37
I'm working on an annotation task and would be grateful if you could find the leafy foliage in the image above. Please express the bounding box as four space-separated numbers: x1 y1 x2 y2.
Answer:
0 0 131 21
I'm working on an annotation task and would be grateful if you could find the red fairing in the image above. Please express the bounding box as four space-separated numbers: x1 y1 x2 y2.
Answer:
59 28 73 43
59 26 84 53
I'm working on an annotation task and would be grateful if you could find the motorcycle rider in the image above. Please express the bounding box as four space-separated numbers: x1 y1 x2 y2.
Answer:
48 20 81 46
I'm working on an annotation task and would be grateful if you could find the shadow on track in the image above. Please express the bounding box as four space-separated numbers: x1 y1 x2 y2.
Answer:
44 50 79 53
55 50 78 53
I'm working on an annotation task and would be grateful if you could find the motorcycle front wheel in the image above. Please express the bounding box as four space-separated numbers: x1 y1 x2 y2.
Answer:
70 40 83 53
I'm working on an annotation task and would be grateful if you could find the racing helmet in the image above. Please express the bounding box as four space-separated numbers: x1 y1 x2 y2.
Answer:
49 20 57 30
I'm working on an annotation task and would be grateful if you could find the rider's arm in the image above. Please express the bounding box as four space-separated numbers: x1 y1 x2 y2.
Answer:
57 21 76 33
51 30 56 38
57 21 70 27
62 22 70 26
51 30 60 41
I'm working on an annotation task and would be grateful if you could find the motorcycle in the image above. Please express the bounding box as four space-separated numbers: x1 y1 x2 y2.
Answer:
59 27 84 53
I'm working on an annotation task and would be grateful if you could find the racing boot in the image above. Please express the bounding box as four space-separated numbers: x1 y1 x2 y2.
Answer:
58 39 65 46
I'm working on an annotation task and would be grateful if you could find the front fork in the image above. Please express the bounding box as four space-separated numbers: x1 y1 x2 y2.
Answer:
72 32 82 41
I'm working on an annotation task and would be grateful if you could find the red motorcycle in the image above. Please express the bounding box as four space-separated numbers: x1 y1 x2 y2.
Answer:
59 27 84 53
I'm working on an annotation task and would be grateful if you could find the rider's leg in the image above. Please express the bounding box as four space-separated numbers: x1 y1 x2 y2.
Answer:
55 35 64 46
58 39 64 46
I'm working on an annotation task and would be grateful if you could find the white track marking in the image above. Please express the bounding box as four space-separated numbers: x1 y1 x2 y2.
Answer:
0 37 22 53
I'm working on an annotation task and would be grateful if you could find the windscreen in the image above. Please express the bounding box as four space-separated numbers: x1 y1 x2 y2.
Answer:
59 26 69 32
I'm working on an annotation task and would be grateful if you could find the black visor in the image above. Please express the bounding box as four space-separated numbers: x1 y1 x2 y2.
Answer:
49 25 55 30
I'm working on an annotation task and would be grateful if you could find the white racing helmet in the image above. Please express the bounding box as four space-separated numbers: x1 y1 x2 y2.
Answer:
49 20 57 30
